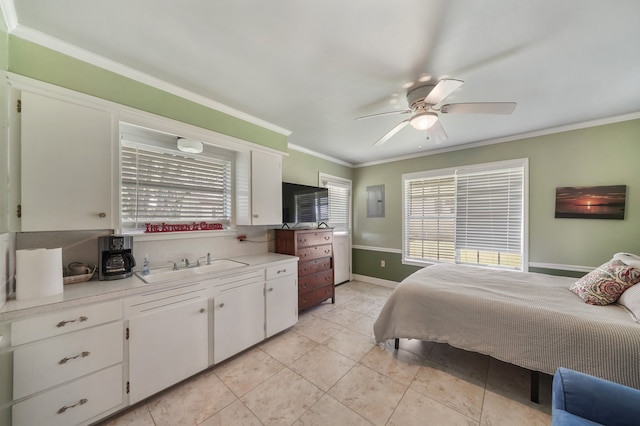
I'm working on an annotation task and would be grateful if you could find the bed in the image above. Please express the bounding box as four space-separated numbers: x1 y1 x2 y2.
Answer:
373 262 640 394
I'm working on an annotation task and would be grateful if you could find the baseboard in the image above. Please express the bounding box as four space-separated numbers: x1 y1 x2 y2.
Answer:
351 274 398 289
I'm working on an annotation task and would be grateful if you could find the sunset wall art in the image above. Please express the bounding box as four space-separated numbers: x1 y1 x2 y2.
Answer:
555 185 627 220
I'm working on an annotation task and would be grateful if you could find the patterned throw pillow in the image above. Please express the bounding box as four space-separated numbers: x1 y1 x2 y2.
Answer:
570 259 640 305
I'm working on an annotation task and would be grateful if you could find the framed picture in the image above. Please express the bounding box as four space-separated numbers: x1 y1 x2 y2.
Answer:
555 185 626 220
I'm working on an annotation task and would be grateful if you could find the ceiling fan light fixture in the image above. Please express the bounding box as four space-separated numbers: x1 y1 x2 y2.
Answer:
177 137 203 153
410 112 438 130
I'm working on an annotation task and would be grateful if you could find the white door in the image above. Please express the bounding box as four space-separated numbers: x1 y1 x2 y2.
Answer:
265 275 298 337
21 91 113 231
320 174 352 284
213 281 265 363
129 298 208 404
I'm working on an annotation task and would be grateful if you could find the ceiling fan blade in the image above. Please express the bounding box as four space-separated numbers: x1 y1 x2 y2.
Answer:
355 110 411 120
440 102 516 114
428 119 448 141
373 119 410 146
424 79 464 105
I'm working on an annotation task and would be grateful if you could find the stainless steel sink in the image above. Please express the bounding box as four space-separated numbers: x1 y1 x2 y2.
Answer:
136 259 247 283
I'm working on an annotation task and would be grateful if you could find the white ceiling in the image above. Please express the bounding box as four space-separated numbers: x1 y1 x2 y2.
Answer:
5 1 640 166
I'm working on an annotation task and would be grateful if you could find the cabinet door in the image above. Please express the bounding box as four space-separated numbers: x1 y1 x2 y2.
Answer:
213 282 265 363
129 298 208 404
266 275 298 338
250 150 282 225
21 91 113 231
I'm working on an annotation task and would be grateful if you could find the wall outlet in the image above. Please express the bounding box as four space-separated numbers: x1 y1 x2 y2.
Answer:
380 260 385 268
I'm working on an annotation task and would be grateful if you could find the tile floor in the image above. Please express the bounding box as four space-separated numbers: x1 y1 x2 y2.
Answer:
99 281 553 426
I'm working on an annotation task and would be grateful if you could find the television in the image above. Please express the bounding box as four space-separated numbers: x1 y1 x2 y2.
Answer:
282 182 329 225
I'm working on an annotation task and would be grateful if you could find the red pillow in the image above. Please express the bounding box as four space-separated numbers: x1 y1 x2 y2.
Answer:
570 259 640 305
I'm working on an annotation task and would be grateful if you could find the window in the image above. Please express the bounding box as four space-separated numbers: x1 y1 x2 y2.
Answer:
120 129 233 232
403 159 527 270
320 174 352 233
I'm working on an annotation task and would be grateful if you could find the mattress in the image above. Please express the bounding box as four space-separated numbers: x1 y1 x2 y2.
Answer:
373 263 640 388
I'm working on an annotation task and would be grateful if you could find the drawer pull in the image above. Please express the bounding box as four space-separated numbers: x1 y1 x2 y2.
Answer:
277 269 287 274
302 297 308 303
59 351 90 365
302 283 308 289
57 398 88 414
56 316 88 328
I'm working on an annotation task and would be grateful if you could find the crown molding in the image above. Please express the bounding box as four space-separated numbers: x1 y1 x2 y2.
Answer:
8 22 292 137
287 143 354 168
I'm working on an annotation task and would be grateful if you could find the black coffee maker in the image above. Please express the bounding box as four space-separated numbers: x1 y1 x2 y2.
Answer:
98 235 136 280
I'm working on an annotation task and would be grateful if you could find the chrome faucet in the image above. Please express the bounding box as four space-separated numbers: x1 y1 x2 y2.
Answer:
197 253 211 266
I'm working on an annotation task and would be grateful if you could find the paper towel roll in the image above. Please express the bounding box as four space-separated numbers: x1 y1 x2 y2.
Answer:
16 248 64 300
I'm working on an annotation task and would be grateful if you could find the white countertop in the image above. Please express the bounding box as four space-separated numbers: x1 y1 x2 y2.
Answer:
0 253 297 322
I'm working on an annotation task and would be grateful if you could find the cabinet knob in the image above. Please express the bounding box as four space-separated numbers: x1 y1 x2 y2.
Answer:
219 303 225 308
268 287 274 292
56 316 88 328
200 308 205 313
57 398 88 414
253 214 259 218
98 212 107 218
59 351 90 365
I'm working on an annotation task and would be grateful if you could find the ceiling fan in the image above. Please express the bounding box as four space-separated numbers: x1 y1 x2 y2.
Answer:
356 79 516 146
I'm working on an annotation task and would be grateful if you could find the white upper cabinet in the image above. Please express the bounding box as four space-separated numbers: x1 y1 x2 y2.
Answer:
236 150 283 225
20 91 113 231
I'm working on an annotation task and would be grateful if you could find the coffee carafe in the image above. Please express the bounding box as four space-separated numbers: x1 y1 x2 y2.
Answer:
98 235 136 280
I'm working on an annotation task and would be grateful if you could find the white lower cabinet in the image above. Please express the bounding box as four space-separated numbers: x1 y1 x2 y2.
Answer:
127 285 209 404
213 277 265 364
9 300 125 426
265 263 298 338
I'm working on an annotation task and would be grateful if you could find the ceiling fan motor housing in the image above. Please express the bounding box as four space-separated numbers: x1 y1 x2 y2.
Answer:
407 84 436 110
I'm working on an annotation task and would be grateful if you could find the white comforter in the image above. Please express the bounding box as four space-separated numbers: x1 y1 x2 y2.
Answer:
373 263 640 388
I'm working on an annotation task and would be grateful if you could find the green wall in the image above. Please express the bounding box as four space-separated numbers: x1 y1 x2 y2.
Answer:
353 119 640 281
0 14 9 232
282 148 352 185
7 36 287 153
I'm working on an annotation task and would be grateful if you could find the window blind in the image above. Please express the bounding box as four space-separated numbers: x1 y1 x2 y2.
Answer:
121 143 232 230
403 160 525 270
321 175 352 233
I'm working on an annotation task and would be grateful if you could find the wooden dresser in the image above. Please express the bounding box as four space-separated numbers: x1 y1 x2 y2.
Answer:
274 228 335 311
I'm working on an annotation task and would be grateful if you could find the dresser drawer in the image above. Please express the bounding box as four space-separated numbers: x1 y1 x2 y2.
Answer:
12 364 123 426
296 231 333 247
299 269 334 293
299 258 331 277
12 300 123 346
297 245 333 262
299 285 334 311
13 321 124 399
265 262 296 280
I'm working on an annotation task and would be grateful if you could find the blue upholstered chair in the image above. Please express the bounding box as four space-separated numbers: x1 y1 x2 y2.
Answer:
552 367 640 426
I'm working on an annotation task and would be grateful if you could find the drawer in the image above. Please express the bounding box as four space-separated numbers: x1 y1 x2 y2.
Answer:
299 269 334 293
265 262 296 281
13 322 123 399
12 300 123 346
296 231 333 247
299 258 331 277
297 244 333 262
12 364 123 426
299 285 334 311
126 282 208 317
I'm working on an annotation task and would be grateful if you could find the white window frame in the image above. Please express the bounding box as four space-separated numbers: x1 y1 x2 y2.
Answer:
402 158 529 271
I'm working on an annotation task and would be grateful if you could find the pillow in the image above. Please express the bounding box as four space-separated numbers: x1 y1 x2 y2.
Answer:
570 259 640 305
619 284 640 323
613 252 640 268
